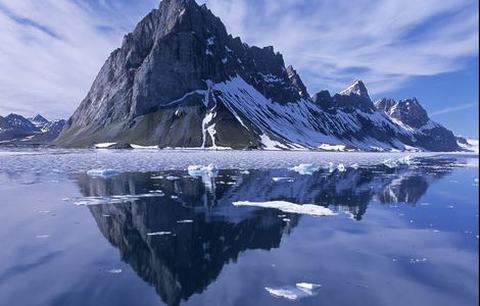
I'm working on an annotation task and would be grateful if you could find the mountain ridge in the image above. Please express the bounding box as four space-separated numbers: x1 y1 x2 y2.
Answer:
54 0 464 152
0 113 66 145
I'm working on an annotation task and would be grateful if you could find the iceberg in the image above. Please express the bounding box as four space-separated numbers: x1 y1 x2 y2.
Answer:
232 201 336 216
146 231 172 236
187 164 218 177
291 163 320 175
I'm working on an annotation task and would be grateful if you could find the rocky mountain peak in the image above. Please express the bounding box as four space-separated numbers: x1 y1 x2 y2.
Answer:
312 90 334 109
29 114 49 127
376 97 429 128
286 65 309 98
339 80 370 100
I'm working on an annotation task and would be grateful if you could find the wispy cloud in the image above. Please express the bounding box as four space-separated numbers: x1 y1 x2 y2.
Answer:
0 0 156 119
430 103 478 116
0 0 478 119
200 0 479 95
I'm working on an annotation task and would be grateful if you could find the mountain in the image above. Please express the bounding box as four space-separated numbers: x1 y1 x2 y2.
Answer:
0 113 66 145
28 114 50 129
56 0 460 152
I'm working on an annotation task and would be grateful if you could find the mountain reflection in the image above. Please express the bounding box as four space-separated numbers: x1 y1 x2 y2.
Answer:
75 158 456 306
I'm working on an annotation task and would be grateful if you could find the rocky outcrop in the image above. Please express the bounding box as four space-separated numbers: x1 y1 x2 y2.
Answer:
374 98 459 151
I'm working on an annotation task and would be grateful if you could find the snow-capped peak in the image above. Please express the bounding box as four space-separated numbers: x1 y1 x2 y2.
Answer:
339 80 370 100
29 114 49 128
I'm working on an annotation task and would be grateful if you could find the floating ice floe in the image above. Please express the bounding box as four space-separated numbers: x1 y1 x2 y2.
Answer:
94 143 117 149
146 231 172 236
291 164 320 175
73 192 166 206
409 257 428 264
319 143 346 151
108 269 122 274
187 164 218 177
272 177 294 182
265 282 322 301
177 220 194 223
383 155 414 168
327 162 349 173
165 176 180 180
232 201 336 216
337 163 346 172
130 144 159 149
86 169 119 178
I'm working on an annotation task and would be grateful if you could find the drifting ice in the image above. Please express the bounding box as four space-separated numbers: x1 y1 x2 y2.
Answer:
232 201 336 216
188 164 218 177
265 282 322 301
86 169 119 178
291 164 319 175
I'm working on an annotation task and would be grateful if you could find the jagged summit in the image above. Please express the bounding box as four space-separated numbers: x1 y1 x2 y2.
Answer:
339 80 370 100
29 114 49 128
375 97 429 128
286 65 309 98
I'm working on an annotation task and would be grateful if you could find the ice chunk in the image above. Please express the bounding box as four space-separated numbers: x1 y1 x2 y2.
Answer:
86 169 119 178
94 143 116 148
319 144 346 151
130 144 159 149
382 159 398 168
146 231 172 236
187 164 218 177
232 201 336 216
73 193 166 206
177 220 194 223
337 163 346 172
296 283 322 290
265 287 299 300
265 282 322 301
291 164 319 175
108 269 122 274
272 177 293 182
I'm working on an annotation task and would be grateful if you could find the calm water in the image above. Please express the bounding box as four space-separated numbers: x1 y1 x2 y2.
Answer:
0 150 478 306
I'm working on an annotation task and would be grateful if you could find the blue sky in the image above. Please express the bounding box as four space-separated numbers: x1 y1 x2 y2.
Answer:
0 0 478 137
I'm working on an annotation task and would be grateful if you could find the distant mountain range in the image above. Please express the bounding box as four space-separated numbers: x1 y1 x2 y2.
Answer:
3 0 477 152
0 114 65 145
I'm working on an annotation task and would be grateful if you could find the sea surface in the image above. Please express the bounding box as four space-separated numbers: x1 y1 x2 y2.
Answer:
0 149 478 306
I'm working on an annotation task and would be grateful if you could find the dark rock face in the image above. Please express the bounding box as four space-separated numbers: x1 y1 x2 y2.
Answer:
55 0 461 152
376 98 429 128
374 98 459 151
0 113 65 145
287 65 309 98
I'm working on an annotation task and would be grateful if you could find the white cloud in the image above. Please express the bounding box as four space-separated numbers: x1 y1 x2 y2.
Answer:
201 0 478 95
0 0 478 119
0 0 155 119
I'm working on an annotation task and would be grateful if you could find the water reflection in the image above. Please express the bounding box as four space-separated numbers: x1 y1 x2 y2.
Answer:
75 158 460 306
